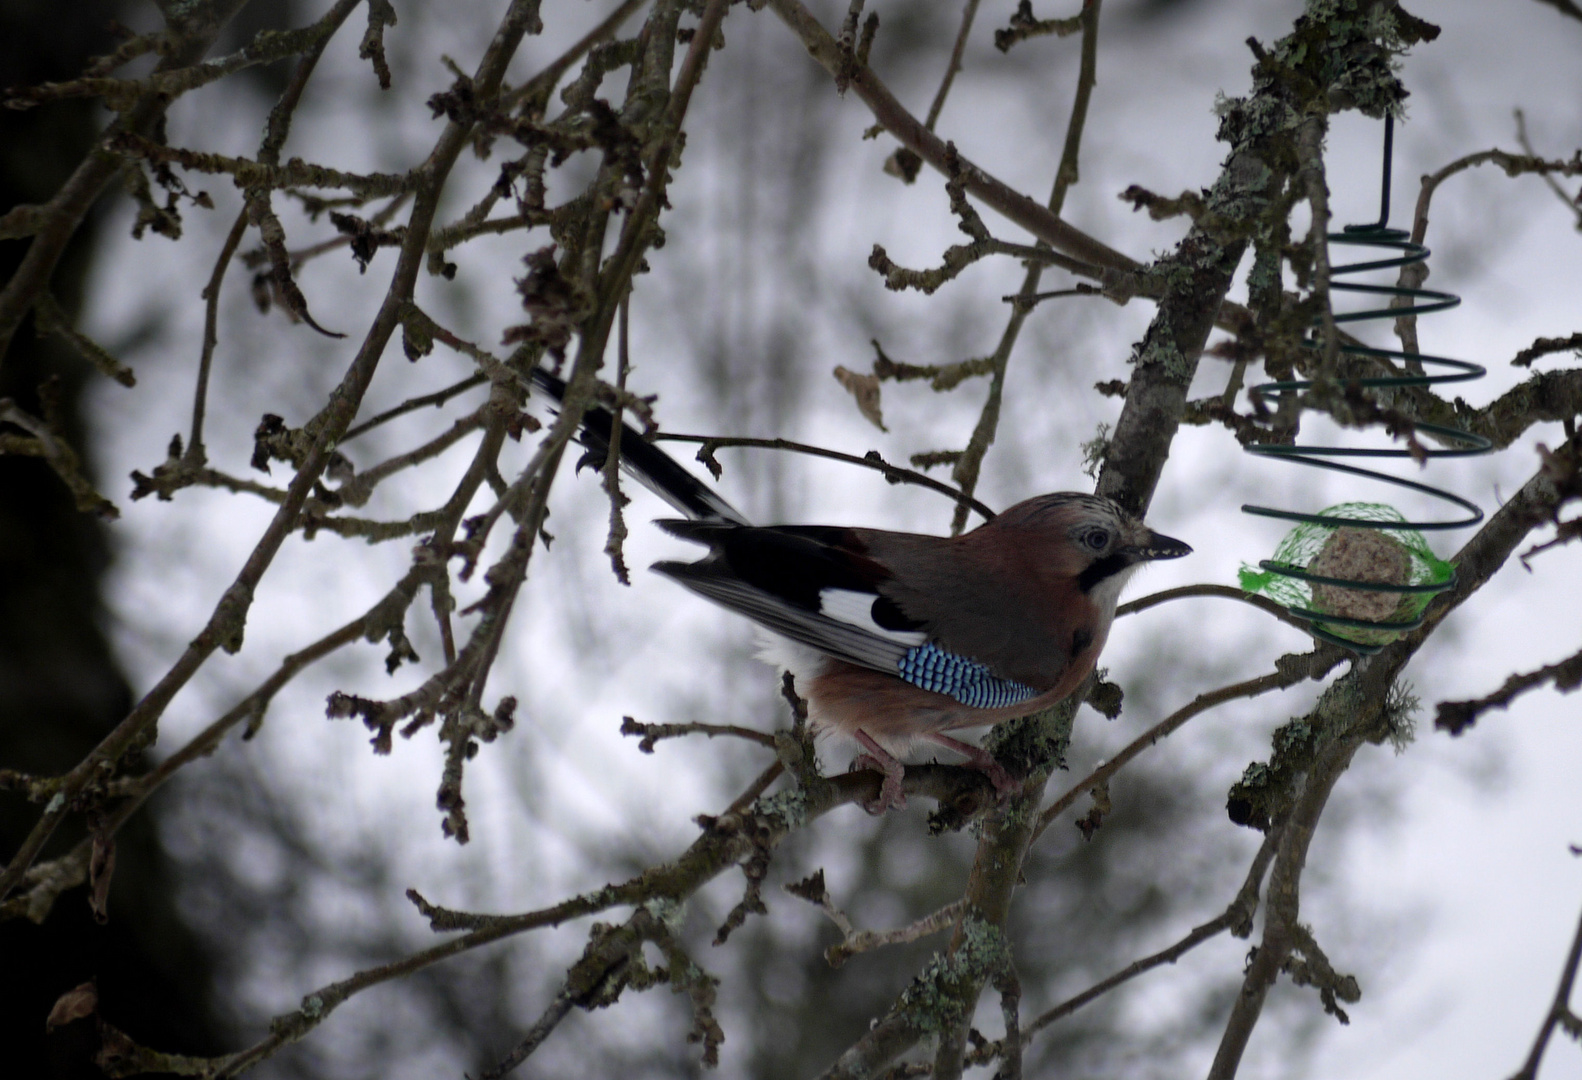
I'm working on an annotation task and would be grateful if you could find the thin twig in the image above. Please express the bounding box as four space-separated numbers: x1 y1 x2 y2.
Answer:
654 433 996 522
30 292 136 386
505 0 650 111
994 0 1084 52
994 961 1023 1080
3 8 363 111
786 874 972 972
1023 828 1280 1037
1031 654 1341 844
249 191 413 269
191 211 250 460
1515 108 1582 228
1116 582 1320 635
829 900 965 968
601 296 632 584
1001 284 1102 309
1507 895 1582 1080
1435 643 1582 735
101 616 378 836
1513 332 1582 369
923 0 980 130
722 762 786 818
335 407 487 507
1410 145 1582 246
620 716 779 752
871 229 1100 293
479 988 577 1079
342 374 489 442
0 399 118 518
426 386 518 669
1530 0 1582 22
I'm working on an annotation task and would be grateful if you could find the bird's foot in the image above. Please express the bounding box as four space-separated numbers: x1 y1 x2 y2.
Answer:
852 731 906 813
926 733 1020 803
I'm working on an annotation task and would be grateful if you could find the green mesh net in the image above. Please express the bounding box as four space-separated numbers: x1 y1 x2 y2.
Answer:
1238 502 1454 646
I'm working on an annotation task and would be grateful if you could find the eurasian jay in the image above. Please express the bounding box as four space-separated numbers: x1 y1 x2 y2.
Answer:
534 369 1190 812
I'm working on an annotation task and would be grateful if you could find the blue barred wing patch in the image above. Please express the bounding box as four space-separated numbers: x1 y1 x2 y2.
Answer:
897 643 1039 710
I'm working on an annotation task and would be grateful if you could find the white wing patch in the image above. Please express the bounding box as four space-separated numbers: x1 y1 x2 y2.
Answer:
818 588 927 646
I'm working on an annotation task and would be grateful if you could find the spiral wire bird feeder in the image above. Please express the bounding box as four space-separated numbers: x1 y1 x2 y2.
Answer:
1239 117 1495 654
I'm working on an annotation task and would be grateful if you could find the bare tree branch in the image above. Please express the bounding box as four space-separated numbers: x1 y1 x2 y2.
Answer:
0 0 552 901
1435 644 1582 735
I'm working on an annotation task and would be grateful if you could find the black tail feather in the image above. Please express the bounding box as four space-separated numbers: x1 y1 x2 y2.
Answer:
654 517 740 545
530 367 747 524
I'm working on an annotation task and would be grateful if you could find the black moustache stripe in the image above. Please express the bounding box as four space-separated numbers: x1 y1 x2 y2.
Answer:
1077 552 1132 593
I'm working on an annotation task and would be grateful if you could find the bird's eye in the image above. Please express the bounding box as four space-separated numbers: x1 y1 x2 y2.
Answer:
1081 527 1111 551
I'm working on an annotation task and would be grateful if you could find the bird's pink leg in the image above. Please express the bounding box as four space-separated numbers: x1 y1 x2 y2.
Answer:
924 733 1018 800
851 730 907 813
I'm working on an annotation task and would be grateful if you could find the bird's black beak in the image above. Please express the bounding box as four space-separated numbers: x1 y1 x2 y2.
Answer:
1125 530 1192 562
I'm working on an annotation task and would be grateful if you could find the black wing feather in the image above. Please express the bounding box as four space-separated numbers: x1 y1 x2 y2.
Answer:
653 520 922 673
653 560 910 673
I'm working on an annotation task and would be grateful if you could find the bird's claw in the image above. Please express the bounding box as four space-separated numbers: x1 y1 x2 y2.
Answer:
852 753 906 813
977 758 1020 803
924 732 1020 805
